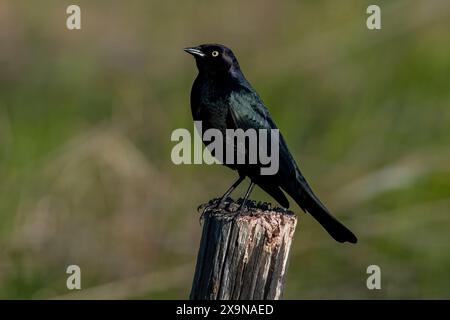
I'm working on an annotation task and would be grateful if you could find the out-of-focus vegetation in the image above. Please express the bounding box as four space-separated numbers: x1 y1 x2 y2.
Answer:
0 0 449 299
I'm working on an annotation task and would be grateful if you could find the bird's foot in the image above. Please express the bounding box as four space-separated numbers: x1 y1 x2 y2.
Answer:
232 201 248 220
198 199 218 225
198 197 232 224
216 196 233 210
199 209 207 225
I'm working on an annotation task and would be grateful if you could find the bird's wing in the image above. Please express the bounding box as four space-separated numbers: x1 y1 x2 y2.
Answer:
227 88 272 130
227 86 316 204
227 86 298 179
226 86 291 207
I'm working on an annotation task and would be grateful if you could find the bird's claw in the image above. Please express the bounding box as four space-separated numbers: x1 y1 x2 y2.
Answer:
199 208 207 224
199 204 212 225
198 198 222 225
232 203 247 220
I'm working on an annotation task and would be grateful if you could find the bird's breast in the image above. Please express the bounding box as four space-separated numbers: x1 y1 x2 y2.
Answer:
191 79 231 132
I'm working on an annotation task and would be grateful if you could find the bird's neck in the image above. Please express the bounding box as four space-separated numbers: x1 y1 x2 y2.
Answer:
199 67 246 85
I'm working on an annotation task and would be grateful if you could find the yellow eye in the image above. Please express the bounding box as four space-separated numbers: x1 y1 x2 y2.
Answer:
211 51 219 57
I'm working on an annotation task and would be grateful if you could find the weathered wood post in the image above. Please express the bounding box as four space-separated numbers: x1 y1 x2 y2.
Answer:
190 199 298 300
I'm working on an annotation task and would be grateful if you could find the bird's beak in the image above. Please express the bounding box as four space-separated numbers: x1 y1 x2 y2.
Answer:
184 47 206 58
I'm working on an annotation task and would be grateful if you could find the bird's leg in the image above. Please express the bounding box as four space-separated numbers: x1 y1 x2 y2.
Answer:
235 181 255 217
217 175 245 208
199 175 245 224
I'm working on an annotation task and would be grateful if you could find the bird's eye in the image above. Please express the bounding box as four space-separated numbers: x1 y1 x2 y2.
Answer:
211 51 219 57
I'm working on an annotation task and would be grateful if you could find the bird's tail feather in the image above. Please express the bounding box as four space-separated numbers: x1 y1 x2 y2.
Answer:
293 190 357 244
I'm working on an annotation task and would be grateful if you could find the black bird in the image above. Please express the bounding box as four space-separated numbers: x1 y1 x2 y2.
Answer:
184 44 357 244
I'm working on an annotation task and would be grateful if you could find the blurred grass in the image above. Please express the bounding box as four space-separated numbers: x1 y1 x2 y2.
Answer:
0 0 449 299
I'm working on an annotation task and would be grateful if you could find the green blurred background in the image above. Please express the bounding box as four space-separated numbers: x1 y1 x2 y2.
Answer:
0 0 449 299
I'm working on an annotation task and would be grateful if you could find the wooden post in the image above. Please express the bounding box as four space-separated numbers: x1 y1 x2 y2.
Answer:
190 199 298 300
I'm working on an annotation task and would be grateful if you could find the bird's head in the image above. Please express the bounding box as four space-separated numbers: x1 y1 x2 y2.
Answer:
184 44 240 75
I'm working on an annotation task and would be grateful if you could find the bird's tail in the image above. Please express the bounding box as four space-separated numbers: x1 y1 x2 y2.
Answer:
292 189 357 244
